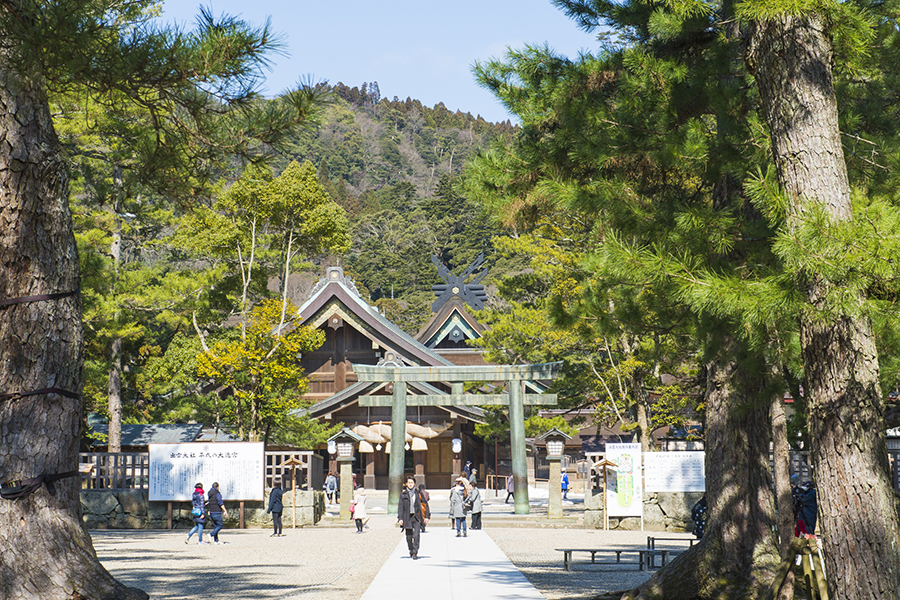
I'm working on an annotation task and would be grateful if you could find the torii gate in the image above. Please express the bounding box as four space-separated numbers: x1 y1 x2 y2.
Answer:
353 362 562 515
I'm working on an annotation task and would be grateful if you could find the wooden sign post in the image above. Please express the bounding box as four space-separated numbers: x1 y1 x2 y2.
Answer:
593 459 618 530
281 457 305 529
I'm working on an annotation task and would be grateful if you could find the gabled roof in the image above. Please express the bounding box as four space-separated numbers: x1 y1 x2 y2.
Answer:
416 296 486 348
296 267 486 423
297 267 454 368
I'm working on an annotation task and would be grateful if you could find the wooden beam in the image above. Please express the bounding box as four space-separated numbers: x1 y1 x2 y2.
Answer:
358 393 557 406
352 362 562 382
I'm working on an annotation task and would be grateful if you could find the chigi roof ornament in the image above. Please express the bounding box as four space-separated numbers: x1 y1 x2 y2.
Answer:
431 252 488 312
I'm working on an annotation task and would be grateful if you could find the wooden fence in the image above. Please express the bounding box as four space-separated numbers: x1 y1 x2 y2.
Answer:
79 451 323 492
79 453 150 490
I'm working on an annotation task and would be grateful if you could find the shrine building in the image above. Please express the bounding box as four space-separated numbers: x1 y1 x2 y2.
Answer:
297 262 493 490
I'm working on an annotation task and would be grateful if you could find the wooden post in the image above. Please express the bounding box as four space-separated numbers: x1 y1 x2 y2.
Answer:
167 502 172 530
281 457 305 530
239 501 245 529
593 459 617 531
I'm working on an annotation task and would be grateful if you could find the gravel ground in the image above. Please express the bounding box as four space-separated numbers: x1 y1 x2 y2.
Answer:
93 520 400 600
487 528 676 600
93 505 692 599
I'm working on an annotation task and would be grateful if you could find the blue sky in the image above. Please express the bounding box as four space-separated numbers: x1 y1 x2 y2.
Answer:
160 1 600 123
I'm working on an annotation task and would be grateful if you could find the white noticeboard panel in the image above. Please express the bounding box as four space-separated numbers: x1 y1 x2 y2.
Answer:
606 443 643 517
643 451 706 492
149 442 264 501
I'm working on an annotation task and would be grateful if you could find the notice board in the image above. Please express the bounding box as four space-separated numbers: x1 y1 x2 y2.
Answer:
643 451 706 492
149 442 264 501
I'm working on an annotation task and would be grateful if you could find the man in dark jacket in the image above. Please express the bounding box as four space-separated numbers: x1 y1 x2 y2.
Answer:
397 475 427 560
691 495 707 539
267 478 284 537
207 482 229 544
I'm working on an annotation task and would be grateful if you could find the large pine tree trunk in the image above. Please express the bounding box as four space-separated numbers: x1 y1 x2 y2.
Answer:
621 337 781 599
748 15 900 598
0 56 147 600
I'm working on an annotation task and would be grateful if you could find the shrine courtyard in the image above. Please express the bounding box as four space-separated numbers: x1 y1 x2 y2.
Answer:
92 490 693 600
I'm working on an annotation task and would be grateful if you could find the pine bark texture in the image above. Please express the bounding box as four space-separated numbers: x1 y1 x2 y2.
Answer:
0 55 147 599
621 340 781 600
749 15 900 600
769 390 795 600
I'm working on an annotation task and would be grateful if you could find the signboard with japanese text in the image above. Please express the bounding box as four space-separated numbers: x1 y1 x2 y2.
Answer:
643 451 706 492
605 443 643 517
149 442 264 501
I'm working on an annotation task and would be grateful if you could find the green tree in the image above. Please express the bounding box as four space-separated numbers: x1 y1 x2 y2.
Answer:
266 159 351 327
0 3 325 598
746 11 900 597
471 1 900 597
196 299 324 442
469 5 785 598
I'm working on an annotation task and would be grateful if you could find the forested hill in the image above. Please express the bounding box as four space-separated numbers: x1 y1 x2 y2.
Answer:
274 82 521 333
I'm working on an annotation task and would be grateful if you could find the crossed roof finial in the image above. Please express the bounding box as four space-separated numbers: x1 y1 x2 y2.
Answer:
431 252 488 312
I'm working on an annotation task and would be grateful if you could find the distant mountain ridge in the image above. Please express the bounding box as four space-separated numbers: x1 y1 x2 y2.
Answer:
275 81 519 334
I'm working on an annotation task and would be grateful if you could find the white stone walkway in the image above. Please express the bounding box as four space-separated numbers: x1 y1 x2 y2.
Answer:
361 525 546 600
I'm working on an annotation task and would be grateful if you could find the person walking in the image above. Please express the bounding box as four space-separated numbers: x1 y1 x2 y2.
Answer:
417 484 431 533
397 476 427 559
468 468 477 487
267 478 284 537
466 482 483 530
352 486 368 533
324 472 337 505
449 477 468 537
562 468 570 500
186 482 207 545
505 473 514 503
207 482 229 545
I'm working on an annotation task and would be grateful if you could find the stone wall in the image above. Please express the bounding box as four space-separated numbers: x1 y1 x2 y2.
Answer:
81 488 326 529
583 488 704 532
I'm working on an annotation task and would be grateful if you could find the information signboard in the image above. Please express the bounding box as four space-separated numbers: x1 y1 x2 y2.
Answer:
149 442 264 501
605 443 643 517
643 451 706 492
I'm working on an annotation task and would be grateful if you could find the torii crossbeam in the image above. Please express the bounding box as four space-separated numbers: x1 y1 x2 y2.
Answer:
354 362 562 515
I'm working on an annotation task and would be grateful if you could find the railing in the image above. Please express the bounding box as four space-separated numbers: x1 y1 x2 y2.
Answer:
80 453 150 490
79 450 323 492
265 451 323 491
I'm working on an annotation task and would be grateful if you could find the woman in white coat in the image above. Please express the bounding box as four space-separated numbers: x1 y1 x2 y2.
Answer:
352 487 368 533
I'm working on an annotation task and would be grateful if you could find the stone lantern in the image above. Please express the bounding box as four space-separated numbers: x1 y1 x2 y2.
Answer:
328 428 363 520
537 428 572 519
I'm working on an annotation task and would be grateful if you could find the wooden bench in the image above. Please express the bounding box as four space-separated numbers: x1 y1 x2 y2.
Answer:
557 548 669 571
647 536 696 550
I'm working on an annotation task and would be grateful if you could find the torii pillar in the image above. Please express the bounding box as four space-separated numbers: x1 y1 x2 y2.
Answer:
355 362 562 515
